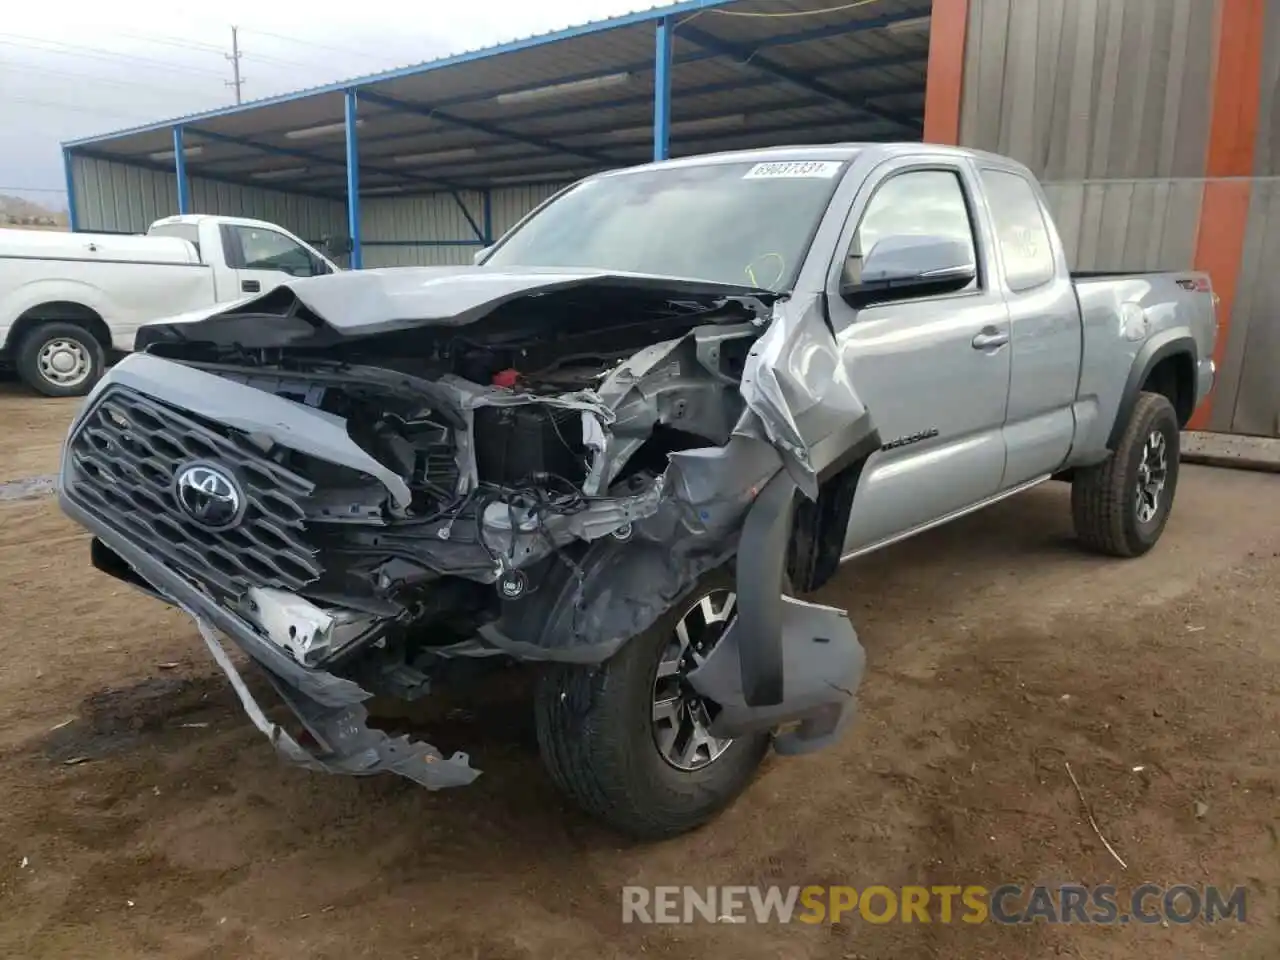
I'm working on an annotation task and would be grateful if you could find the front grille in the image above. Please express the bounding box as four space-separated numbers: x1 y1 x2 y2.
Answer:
66 386 323 599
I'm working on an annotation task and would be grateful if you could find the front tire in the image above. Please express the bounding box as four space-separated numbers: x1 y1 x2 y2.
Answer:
534 568 770 840
1071 391 1180 557
15 322 106 398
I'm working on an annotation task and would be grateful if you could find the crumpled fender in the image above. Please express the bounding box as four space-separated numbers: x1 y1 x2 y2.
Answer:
739 294 876 499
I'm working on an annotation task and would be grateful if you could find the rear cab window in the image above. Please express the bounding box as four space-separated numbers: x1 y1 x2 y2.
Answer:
147 222 201 259
978 169 1056 291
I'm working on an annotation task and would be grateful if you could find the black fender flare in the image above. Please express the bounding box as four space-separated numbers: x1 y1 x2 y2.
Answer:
1107 331 1197 451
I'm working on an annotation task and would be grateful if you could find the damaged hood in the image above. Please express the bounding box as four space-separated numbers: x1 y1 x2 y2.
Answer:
135 265 781 351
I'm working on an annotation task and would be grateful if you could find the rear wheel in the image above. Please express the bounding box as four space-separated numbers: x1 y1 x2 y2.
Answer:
534 568 770 840
15 322 106 397
1071 391 1180 557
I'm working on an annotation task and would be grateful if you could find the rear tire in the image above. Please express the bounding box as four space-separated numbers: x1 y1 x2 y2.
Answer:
1071 391 1180 557
534 568 770 840
15 322 106 398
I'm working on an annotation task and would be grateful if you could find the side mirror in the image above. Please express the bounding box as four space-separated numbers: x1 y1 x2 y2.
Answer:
322 234 354 257
841 234 976 307
472 245 493 265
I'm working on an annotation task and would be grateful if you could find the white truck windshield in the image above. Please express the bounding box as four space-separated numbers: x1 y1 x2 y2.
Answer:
483 159 850 290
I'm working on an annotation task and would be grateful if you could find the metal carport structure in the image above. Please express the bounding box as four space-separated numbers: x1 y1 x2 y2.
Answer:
62 0 944 268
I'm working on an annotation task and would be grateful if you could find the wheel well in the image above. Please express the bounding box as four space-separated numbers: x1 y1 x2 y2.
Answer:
786 455 871 593
1141 352 1195 426
10 302 111 353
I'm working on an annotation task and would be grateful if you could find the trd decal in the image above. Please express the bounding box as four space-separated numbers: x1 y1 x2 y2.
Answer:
880 428 940 451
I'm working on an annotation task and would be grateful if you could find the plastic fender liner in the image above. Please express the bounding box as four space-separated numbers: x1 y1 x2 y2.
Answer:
685 594 865 754
732 469 795 706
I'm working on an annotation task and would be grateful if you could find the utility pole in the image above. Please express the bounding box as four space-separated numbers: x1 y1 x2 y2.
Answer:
225 25 244 104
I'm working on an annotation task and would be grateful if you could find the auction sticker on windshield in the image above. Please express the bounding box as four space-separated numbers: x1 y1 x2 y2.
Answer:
743 160 843 179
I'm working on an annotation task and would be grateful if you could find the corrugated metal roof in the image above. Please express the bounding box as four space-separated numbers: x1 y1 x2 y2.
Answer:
65 0 932 195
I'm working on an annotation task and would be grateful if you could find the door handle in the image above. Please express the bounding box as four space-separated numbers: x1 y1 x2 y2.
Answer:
241 280 261 293
971 329 1009 350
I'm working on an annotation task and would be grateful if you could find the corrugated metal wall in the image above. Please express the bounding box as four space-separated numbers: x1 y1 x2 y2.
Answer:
1209 2 1280 437
1213 178 1280 436
360 183 567 268
960 0 1215 272
70 155 345 243
960 0 1215 181
488 183 566 236
961 0 1280 438
1040 179 1204 272
360 191 486 268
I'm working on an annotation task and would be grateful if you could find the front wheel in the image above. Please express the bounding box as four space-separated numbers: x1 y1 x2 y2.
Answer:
15 322 106 398
1071 391 1180 557
534 568 770 840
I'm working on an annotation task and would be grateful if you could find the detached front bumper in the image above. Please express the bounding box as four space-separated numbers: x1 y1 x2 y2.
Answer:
66 498 479 790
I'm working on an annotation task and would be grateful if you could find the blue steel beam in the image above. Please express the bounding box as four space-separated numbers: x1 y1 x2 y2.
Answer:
358 90 619 166
352 87 916 181
195 50 927 156
482 190 493 244
500 52 926 127
415 8 932 113
173 125 191 214
63 0 744 149
675 23 922 134
185 126 460 191
653 17 674 162
345 89 362 269
352 83 921 177
63 148 80 231
73 147 344 201
363 239 487 247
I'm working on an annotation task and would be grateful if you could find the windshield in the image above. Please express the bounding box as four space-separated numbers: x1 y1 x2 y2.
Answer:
483 158 851 291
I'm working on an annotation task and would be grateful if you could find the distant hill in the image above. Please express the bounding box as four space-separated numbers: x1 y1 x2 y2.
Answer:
0 194 67 229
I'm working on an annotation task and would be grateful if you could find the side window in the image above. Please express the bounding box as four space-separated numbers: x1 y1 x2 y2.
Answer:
980 169 1056 291
846 168 978 294
230 226 315 277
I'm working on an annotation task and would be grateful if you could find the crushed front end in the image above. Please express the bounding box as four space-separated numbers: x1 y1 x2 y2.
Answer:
56 268 872 792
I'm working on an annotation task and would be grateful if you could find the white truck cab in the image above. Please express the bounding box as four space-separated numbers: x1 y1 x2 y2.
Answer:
0 214 344 396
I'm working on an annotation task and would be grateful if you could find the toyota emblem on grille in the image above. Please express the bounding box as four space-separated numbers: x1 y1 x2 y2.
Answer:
174 463 245 530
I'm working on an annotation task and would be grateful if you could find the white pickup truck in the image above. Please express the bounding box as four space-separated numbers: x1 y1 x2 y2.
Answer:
0 214 345 396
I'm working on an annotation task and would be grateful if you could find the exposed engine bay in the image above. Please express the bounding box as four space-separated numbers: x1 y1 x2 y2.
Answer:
127 283 765 667
60 267 868 796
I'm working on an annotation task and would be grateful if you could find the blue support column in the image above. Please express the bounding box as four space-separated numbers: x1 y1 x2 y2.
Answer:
172 125 190 214
62 148 80 232
482 189 493 245
653 16 673 162
344 88 363 269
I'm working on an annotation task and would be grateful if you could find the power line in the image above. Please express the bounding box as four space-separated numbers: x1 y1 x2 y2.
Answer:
0 35 226 77
6 62 218 98
238 27 391 63
109 31 225 54
6 96 155 119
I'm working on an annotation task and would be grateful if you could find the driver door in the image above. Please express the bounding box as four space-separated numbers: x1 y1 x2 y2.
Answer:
221 223 324 299
828 158 1013 555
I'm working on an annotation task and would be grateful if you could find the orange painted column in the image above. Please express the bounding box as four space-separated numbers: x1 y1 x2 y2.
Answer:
1188 0 1266 429
922 0 970 144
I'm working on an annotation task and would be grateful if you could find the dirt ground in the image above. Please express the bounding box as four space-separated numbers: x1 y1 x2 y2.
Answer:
0 380 1277 960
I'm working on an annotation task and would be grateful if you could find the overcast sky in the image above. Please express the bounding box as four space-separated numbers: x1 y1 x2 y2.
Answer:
1 0 660 209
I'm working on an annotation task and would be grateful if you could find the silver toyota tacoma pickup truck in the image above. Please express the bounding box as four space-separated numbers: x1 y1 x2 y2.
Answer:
56 144 1217 839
